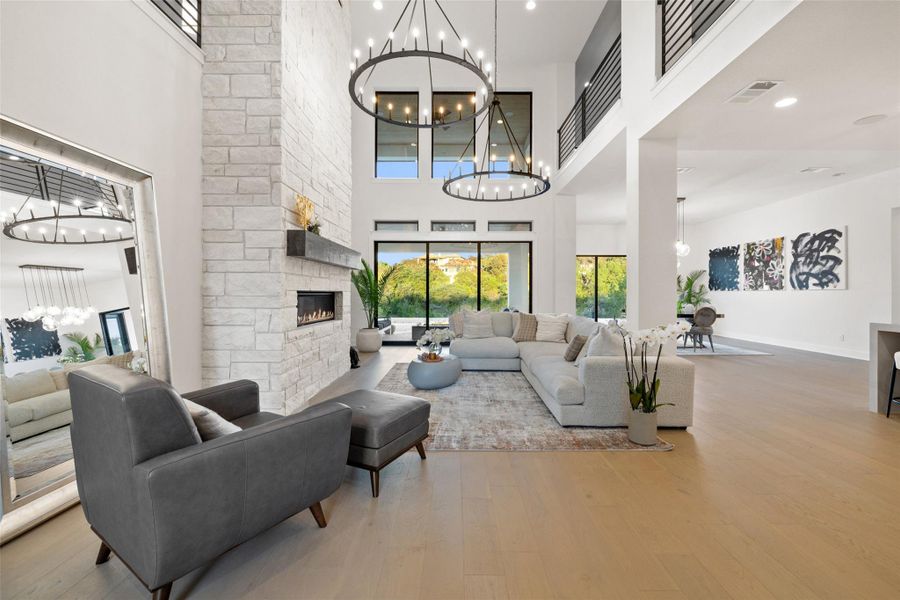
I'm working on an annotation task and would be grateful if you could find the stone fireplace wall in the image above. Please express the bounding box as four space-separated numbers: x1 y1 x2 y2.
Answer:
201 0 352 414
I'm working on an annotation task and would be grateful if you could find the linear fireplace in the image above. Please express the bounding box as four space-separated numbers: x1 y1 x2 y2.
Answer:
297 291 339 327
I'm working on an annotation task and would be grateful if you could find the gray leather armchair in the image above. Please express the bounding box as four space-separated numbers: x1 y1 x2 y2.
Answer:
68 365 352 600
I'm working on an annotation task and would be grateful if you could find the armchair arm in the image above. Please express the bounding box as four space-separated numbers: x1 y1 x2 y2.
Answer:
182 379 259 421
131 402 352 589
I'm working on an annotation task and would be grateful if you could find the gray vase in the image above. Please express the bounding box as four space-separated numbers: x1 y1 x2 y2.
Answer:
628 410 658 446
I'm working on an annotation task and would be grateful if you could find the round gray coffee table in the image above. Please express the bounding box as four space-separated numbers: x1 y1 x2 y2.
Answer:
407 353 462 390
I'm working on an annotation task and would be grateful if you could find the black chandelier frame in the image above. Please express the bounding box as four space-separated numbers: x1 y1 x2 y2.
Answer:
348 0 495 129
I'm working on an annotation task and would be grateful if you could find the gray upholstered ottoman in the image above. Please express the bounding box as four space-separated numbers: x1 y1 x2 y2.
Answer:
325 389 430 497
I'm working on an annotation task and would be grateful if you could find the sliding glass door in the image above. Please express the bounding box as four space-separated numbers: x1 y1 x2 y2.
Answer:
375 241 532 343
576 255 627 321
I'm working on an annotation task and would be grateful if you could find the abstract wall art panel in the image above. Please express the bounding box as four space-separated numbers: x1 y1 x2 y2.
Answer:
789 227 847 290
4 318 61 361
742 237 785 291
708 245 741 291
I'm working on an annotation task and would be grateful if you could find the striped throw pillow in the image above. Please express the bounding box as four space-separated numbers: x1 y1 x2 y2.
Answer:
564 335 588 361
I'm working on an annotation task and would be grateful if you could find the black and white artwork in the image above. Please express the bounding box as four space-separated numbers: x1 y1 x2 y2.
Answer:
789 227 846 290
708 245 741 291
4 318 61 361
743 237 785 291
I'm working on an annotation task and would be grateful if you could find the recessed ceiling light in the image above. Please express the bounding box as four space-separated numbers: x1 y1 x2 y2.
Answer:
8 155 21 161
372 1 383 10
800 167 830 174
853 114 887 125
774 97 798 108
677 167 695 174
526 1 537 10
832 172 846 177
584 81 590 88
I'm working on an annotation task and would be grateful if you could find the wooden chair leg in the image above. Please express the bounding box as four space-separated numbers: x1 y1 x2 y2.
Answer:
151 583 172 600
95 541 112 565
309 501 327 528
415 441 427 460
370 470 380 498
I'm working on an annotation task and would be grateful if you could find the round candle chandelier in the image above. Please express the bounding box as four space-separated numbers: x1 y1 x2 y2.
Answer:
441 0 550 201
1 153 133 245
348 0 494 128
19 265 95 331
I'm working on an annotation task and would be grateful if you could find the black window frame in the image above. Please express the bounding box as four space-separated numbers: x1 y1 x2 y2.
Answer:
431 90 477 179
374 240 533 344
488 91 533 175
488 221 533 232
98 307 132 356
576 254 627 321
150 0 201 47
431 221 476 232
374 220 419 232
374 91 420 179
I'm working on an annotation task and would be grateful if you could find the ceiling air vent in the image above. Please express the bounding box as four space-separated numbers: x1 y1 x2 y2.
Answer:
726 80 782 104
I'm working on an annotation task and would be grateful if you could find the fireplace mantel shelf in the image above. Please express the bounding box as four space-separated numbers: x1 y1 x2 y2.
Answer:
286 230 361 269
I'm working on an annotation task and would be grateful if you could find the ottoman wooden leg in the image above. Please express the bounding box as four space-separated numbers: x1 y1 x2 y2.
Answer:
370 471 380 498
415 441 427 460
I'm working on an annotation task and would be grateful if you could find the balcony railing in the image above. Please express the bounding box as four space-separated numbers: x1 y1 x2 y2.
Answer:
557 35 621 168
151 0 201 47
660 0 735 75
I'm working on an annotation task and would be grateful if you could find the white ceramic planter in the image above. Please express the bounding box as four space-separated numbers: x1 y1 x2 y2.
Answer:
628 410 658 446
356 328 383 353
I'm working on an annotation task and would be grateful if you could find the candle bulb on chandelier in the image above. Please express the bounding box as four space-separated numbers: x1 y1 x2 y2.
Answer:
438 30 445 52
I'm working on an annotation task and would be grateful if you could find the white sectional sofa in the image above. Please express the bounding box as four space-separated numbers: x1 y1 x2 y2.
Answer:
449 312 694 428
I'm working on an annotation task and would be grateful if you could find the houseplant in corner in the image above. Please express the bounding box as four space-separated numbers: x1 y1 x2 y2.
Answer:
676 269 710 314
351 258 396 352
621 322 691 445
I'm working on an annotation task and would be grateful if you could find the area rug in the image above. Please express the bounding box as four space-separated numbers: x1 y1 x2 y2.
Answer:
376 365 673 451
676 342 771 356
10 426 73 478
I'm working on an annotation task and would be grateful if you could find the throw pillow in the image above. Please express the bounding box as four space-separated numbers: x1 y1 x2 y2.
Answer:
586 323 625 357
512 313 538 342
535 314 569 343
564 335 588 361
448 310 467 336
463 311 494 338
574 329 598 366
182 398 241 441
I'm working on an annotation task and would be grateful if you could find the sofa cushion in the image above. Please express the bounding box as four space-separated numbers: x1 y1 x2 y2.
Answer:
528 355 584 406
3 370 57 403
451 336 519 359
566 315 599 343
512 313 538 341
449 310 467 336
49 369 69 390
490 312 515 337
517 341 567 365
564 335 588 361
586 324 625 357
5 401 33 427
64 355 111 373
535 314 568 343
28 389 72 421
463 311 494 339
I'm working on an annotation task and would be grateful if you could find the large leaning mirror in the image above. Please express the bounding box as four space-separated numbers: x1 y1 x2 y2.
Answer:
0 119 172 541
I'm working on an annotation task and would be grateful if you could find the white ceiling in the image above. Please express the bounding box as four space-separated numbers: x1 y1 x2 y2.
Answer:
350 0 606 67
574 0 900 225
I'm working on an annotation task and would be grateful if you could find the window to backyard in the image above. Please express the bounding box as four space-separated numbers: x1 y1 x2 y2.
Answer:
576 255 626 320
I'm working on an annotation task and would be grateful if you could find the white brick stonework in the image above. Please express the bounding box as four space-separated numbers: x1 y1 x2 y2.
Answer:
202 0 352 414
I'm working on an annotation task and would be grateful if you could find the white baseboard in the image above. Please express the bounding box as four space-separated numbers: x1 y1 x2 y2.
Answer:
720 332 868 361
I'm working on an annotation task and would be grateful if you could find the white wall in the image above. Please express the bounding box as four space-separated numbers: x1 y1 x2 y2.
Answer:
0 1 203 390
576 222 626 256
2 276 132 376
351 62 576 332
893 207 900 322
679 168 900 359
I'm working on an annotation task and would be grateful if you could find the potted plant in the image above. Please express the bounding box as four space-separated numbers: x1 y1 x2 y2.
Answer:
620 322 691 445
58 332 104 364
415 329 455 362
351 259 396 352
676 269 710 314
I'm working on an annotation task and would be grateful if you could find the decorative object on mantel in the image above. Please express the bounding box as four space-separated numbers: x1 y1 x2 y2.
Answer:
347 0 494 130
286 230 361 269
18 265 96 331
440 0 551 202
1 152 133 245
620 322 691 445
349 346 360 369
415 328 456 362
294 193 321 235
351 259 396 352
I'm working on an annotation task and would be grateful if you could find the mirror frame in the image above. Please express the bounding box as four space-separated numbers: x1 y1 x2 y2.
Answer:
0 115 173 542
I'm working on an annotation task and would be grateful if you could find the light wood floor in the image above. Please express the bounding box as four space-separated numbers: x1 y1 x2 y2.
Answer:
3 342 900 600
